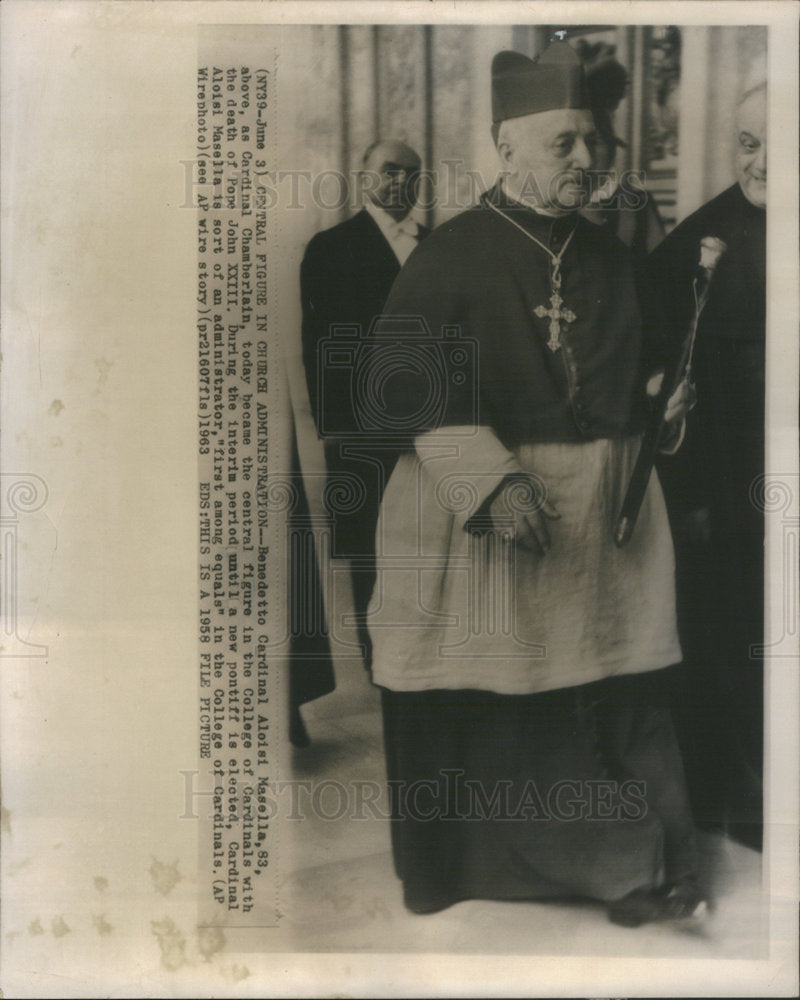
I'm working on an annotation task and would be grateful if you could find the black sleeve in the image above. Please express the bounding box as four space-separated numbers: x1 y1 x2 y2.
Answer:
300 233 363 437
299 234 328 432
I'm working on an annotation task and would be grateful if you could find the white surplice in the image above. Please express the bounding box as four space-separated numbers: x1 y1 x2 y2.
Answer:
368 426 681 695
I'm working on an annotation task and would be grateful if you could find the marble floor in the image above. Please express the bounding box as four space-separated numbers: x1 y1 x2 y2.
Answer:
283 650 766 957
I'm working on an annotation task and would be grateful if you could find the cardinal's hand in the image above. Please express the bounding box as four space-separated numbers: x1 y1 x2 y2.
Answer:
488 476 560 556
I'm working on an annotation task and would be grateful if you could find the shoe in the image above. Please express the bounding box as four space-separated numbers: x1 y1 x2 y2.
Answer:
608 882 709 928
607 888 664 927
656 880 709 921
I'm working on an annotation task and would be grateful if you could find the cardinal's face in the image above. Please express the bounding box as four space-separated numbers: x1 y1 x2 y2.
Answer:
735 87 766 210
498 109 599 214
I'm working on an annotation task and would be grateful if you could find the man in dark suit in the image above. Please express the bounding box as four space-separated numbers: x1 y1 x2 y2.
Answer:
300 139 428 668
650 82 766 850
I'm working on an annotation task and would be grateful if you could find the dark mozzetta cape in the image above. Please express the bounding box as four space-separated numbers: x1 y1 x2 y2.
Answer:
378 185 654 450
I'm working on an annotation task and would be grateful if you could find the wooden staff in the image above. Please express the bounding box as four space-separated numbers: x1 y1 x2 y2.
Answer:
614 235 728 548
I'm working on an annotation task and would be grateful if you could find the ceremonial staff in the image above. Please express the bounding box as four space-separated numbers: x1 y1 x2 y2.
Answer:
614 235 728 547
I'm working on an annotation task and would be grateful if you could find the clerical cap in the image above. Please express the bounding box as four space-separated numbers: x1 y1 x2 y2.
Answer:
491 43 589 125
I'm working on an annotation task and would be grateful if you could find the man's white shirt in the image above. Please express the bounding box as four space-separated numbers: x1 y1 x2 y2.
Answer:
364 199 421 265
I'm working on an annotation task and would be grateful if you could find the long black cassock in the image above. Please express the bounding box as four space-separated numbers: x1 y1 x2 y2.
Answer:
368 184 697 914
649 183 766 851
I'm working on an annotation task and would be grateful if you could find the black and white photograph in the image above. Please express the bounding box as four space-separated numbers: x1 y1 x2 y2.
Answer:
1 2 798 996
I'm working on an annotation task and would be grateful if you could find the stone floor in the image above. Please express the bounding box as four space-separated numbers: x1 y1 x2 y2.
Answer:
283 649 767 957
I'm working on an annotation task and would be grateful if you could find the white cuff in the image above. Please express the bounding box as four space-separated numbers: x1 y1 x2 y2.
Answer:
414 426 523 530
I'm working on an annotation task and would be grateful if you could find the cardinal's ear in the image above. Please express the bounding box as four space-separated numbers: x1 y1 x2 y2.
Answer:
497 137 515 173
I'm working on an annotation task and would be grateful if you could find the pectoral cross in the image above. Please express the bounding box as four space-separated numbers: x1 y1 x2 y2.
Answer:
534 288 576 352
484 199 579 353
